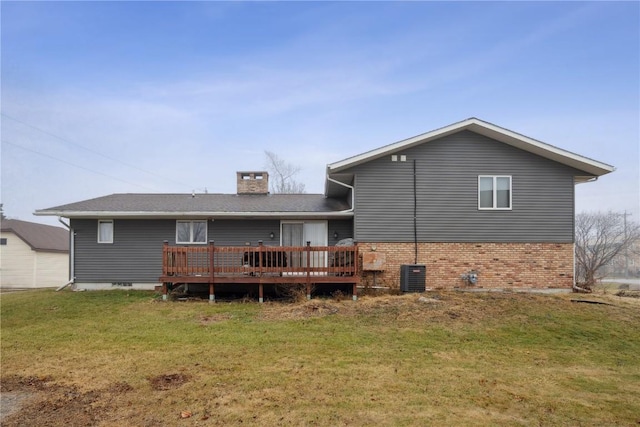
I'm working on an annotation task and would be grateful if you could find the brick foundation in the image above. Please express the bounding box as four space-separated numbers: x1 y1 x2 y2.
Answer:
358 242 574 290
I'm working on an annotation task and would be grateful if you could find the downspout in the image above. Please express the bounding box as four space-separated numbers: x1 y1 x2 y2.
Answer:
413 159 418 264
57 217 75 291
572 176 592 293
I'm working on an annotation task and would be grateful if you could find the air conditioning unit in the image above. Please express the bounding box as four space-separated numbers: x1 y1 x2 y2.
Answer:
400 264 426 293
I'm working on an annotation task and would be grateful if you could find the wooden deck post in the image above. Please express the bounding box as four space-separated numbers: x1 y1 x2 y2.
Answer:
209 240 215 303
258 241 264 303
257 240 264 278
162 241 169 301
306 241 311 300
353 241 359 301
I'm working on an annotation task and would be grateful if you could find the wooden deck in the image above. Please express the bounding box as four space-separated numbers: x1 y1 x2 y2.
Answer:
159 241 359 302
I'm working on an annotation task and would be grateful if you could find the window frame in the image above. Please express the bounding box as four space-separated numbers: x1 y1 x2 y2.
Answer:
97 220 114 244
478 175 512 210
280 220 328 247
176 220 208 244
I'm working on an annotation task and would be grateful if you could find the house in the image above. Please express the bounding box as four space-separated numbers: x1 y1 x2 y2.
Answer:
34 171 356 298
35 118 614 297
0 219 70 288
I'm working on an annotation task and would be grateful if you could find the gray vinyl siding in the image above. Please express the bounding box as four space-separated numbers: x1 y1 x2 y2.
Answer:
72 219 172 283
210 219 281 246
71 218 353 282
347 130 581 243
328 220 354 245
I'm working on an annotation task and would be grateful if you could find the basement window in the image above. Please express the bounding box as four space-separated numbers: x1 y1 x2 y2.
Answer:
478 176 512 210
98 220 114 243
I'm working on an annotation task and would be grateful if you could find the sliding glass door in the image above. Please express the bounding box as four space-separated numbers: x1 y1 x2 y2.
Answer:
281 221 327 271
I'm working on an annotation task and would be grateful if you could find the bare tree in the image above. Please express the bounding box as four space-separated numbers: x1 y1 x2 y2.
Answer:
264 151 306 194
574 211 640 292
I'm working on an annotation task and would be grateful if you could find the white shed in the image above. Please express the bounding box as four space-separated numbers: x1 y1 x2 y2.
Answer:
0 219 69 288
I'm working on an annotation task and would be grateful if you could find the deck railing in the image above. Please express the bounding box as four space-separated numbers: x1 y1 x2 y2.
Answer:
162 240 359 279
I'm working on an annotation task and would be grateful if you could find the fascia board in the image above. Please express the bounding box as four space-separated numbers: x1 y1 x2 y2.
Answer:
327 121 466 172
466 121 615 176
327 118 615 177
34 210 354 219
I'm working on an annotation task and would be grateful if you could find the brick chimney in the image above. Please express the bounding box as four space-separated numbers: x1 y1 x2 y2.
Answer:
237 171 269 195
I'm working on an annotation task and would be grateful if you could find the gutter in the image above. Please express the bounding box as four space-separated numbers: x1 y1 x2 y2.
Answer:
36 211 354 219
326 176 355 213
575 176 598 185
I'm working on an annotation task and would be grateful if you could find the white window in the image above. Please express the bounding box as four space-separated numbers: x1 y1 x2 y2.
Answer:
478 176 512 210
176 220 207 244
98 220 114 243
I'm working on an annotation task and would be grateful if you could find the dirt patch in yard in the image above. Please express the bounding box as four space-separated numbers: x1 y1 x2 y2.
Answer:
0 375 109 426
148 373 190 391
0 391 36 424
0 375 52 391
198 313 234 325
0 374 193 426
259 300 340 319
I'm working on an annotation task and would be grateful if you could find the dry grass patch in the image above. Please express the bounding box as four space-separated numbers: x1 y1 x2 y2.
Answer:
1 289 639 426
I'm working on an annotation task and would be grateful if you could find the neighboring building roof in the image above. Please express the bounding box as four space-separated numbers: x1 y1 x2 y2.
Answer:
34 193 353 219
327 117 615 187
1 219 69 252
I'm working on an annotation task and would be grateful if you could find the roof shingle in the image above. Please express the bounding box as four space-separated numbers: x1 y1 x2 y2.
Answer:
35 193 351 218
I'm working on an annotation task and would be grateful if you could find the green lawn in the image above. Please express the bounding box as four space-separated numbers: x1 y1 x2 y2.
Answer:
1 289 639 426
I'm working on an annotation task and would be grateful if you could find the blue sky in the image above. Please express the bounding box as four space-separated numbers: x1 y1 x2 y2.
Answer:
1 1 638 226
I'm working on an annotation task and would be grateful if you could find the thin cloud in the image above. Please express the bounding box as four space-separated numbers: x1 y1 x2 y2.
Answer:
1 1 637 225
